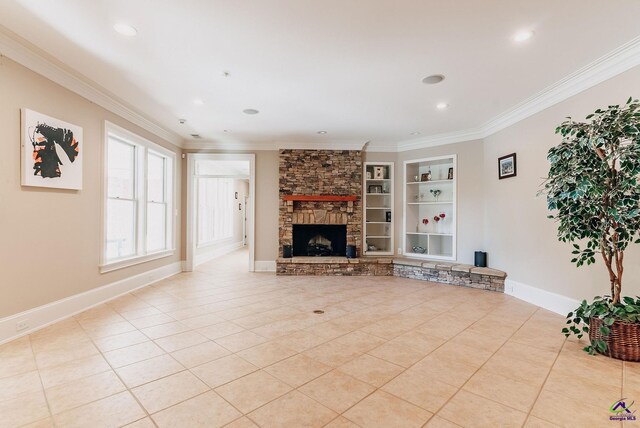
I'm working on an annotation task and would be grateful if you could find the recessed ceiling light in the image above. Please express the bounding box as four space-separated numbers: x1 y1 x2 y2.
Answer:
410 132 421 136
317 131 327 134
243 109 259 115
436 102 448 110
514 30 534 42
422 74 445 85
221 71 231 77
223 129 231 133
193 99 204 106
113 23 137 37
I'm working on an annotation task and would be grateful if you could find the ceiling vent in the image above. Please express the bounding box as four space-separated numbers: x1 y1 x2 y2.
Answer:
190 134 202 139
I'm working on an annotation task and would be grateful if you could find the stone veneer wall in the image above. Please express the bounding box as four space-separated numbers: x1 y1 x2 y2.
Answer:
392 259 506 292
278 149 362 258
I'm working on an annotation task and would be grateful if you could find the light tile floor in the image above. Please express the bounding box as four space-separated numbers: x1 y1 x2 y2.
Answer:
1 248 637 427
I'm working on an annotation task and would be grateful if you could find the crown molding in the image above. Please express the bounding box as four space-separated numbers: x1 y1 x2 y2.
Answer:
395 35 640 152
395 128 483 152
481 35 640 137
183 139 368 151
2 22 638 154
0 26 183 148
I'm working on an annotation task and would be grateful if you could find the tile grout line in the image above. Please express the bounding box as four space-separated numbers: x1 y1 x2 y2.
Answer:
28 334 57 427
522 326 569 426
406 303 546 425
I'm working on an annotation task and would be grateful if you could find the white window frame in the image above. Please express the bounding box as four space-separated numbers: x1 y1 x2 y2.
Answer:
101 122 176 273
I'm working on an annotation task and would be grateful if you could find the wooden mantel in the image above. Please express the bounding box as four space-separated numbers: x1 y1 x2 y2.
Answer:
282 195 358 202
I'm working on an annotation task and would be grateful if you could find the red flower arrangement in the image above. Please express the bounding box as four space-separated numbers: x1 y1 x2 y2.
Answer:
433 213 446 222
422 218 429 225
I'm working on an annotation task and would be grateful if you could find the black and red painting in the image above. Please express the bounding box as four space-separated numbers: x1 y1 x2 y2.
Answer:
22 109 83 189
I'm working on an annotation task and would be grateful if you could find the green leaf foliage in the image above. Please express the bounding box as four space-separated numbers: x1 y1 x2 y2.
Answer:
563 295 640 355
544 98 640 355
544 98 640 270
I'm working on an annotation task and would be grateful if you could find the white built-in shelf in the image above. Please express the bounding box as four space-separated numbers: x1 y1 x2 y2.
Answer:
364 162 394 256
407 201 453 205
406 180 453 185
406 232 453 237
403 155 457 261
405 251 454 258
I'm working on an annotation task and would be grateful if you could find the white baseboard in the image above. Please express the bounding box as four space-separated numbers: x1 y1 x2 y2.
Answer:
194 241 244 267
0 261 182 345
505 278 580 316
255 260 276 272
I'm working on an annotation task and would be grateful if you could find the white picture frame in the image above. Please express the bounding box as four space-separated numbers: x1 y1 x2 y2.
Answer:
21 108 83 190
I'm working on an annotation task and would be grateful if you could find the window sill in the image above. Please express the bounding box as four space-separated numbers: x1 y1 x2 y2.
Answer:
100 249 175 273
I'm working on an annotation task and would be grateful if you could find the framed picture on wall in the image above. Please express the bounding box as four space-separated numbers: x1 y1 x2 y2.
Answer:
21 108 83 189
498 153 517 179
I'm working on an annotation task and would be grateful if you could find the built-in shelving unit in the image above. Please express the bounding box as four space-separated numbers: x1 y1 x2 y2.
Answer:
363 162 394 256
403 155 456 260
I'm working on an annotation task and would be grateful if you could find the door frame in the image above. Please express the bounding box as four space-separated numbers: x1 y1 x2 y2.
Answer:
185 153 256 272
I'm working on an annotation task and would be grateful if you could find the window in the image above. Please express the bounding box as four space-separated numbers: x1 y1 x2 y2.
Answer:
197 178 234 246
103 123 175 271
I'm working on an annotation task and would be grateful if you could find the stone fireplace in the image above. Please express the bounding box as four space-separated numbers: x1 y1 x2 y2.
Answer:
277 149 365 274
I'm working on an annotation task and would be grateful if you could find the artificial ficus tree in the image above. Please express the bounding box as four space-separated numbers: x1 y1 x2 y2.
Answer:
544 97 640 305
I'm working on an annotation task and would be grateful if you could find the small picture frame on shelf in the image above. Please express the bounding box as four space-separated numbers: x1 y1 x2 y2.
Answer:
366 171 372 180
420 172 431 182
385 211 391 222
368 184 383 194
498 153 517 179
447 168 454 180
373 166 385 179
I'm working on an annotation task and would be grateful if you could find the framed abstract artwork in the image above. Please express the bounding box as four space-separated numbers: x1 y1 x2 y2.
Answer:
21 109 83 190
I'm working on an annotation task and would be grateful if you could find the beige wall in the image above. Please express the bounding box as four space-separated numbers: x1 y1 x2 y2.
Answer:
0 57 182 318
180 150 280 263
482 66 640 300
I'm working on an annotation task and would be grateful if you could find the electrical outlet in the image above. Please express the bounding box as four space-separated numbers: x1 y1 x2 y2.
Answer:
16 319 29 332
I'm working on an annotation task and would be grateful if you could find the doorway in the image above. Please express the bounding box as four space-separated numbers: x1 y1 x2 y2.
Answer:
185 153 256 272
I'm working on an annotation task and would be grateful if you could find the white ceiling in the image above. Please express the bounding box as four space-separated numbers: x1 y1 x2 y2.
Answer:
1 0 639 148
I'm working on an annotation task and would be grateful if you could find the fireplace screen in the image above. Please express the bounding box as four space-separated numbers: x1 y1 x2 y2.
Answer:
292 224 347 257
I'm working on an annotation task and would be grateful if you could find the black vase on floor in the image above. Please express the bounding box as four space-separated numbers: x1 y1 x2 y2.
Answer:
346 245 356 259
474 251 487 267
283 245 292 258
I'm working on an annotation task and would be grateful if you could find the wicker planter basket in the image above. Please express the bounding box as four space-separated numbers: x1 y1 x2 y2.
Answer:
589 317 640 361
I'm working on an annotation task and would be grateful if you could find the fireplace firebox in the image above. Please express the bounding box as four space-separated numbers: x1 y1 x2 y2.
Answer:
292 224 347 257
